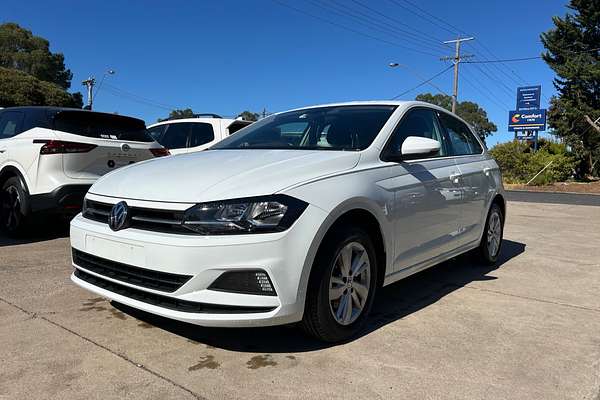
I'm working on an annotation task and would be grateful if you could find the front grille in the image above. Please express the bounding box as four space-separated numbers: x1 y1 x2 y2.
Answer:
84 199 192 234
72 249 192 293
74 269 277 314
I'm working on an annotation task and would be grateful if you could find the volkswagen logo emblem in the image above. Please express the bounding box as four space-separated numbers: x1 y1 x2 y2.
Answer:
109 201 130 231
121 143 131 152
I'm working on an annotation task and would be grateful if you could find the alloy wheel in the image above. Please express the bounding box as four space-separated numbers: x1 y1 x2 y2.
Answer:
487 210 502 257
1 186 21 231
329 241 371 326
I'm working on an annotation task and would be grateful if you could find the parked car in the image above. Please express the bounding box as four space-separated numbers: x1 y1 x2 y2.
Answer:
0 106 168 234
70 101 505 342
146 114 252 154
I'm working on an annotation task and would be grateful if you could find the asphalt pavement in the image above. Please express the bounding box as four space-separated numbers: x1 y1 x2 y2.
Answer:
1 201 599 399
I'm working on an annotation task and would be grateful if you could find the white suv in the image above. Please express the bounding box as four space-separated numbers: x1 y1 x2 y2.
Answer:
0 107 168 234
70 101 505 342
146 115 252 155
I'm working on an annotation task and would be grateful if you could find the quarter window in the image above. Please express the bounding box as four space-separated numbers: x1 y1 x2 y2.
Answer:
0 111 25 139
386 108 446 158
437 113 483 156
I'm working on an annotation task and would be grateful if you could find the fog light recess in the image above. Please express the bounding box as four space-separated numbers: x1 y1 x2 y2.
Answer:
208 270 277 296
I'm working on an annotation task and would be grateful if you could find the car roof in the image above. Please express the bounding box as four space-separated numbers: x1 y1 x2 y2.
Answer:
0 106 143 119
148 117 250 128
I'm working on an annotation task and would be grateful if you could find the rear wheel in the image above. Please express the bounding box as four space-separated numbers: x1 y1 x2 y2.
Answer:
0 177 29 236
301 225 378 342
477 203 503 265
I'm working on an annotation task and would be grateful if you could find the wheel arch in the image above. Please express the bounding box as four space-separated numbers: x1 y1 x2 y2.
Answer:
491 193 506 225
0 164 30 194
297 199 390 315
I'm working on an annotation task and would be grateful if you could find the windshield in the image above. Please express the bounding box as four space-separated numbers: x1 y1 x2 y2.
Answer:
213 105 396 151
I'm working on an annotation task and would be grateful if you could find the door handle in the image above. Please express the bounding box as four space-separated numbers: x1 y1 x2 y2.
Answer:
0 149 5 154
483 167 492 176
449 173 461 184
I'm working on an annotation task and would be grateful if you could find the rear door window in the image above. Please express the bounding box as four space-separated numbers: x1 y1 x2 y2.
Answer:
189 123 215 147
52 111 152 142
159 123 191 149
0 111 25 139
437 113 483 156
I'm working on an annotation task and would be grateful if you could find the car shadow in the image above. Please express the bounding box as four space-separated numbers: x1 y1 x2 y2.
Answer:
113 239 526 352
0 219 70 247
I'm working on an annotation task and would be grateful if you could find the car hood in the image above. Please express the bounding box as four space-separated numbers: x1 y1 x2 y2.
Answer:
89 149 360 203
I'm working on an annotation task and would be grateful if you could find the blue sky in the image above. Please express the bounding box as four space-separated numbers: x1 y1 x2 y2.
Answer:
3 0 567 145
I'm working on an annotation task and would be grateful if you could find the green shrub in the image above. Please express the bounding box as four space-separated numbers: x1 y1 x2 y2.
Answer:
488 140 578 185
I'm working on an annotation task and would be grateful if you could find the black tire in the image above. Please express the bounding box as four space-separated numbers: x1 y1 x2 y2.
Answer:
0 176 30 236
301 225 378 343
477 203 504 265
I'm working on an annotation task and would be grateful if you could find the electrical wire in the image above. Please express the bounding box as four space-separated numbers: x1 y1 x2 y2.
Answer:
308 0 446 52
349 0 447 45
322 0 449 51
270 0 440 57
391 64 453 99
102 83 177 111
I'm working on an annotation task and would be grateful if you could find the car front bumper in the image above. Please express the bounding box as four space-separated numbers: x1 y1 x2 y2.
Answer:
69 199 327 327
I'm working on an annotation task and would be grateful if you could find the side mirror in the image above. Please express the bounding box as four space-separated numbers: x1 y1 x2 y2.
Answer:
401 136 441 158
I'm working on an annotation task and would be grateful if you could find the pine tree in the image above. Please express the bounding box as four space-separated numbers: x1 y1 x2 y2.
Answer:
541 0 600 176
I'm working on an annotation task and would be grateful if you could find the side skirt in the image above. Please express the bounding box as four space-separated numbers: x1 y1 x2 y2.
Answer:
382 239 480 287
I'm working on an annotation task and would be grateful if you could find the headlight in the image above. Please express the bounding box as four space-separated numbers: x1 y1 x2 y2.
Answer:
182 195 308 234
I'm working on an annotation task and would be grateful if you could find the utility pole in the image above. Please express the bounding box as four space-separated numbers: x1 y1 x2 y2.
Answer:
441 37 474 113
81 77 96 110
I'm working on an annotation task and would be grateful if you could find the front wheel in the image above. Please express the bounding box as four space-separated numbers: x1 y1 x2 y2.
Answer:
301 225 378 342
477 203 504 265
0 177 30 236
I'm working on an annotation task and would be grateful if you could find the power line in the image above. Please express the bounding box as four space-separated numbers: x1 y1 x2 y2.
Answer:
270 0 439 57
387 0 458 36
461 70 509 111
349 0 447 44
388 0 536 95
103 82 177 111
309 0 447 52
338 0 449 50
391 64 453 99
469 63 514 98
464 47 600 64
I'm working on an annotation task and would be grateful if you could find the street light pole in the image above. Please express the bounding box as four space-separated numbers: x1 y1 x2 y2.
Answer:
93 69 116 103
441 37 474 113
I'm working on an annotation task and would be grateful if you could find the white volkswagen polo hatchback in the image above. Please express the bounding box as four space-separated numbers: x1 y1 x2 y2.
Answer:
70 101 505 342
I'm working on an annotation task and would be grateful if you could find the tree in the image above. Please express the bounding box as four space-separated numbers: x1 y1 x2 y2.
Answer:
541 0 600 177
415 93 497 140
0 23 73 89
238 110 260 121
0 67 83 108
158 108 195 122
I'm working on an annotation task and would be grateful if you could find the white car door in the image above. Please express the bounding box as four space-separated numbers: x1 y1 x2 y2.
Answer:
382 107 463 272
437 112 490 246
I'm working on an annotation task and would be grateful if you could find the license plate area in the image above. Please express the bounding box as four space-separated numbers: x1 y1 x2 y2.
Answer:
84 235 145 267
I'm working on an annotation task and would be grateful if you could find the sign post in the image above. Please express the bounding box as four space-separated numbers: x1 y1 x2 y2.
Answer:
509 86 546 151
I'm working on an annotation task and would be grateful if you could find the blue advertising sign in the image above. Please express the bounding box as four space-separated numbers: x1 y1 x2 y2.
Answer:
516 85 541 110
508 109 546 131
